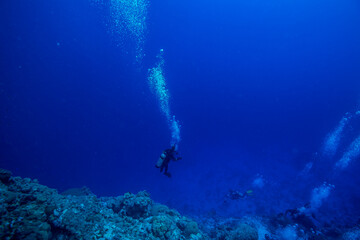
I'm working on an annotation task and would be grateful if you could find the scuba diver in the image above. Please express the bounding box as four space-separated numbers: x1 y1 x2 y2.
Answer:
225 189 253 202
155 145 182 177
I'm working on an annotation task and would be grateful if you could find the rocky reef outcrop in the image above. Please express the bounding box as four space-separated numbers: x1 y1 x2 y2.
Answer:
0 169 205 240
2 168 358 240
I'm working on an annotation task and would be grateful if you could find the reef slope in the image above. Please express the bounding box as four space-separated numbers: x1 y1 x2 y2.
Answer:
0 169 205 240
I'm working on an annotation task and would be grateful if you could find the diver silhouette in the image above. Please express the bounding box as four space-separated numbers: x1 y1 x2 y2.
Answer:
155 145 182 177
225 189 253 202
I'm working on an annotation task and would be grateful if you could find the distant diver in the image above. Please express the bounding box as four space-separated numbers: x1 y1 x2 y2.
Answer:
225 189 253 201
155 145 182 177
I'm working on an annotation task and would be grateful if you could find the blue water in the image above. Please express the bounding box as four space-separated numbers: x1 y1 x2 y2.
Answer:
1 0 360 226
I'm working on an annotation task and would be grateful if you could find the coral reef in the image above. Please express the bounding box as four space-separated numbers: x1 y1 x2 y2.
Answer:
194 217 259 240
0 169 205 240
2 168 358 240
228 223 258 240
342 227 360 240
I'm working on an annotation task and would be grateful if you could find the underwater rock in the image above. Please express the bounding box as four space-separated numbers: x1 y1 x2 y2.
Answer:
194 216 261 240
2 168 353 240
182 219 201 237
102 191 153 219
61 186 94 197
0 168 12 184
0 168 206 240
228 223 258 240
151 214 182 239
342 227 360 240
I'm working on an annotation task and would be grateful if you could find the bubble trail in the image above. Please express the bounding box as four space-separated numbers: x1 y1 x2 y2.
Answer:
335 135 360 170
299 182 335 215
310 182 334 210
322 113 351 157
148 50 181 147
91 0 148 63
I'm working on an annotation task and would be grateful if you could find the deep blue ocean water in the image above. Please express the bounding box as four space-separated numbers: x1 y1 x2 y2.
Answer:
1 0 360 226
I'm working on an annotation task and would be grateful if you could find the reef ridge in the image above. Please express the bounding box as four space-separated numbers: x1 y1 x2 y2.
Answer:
0 168 205 240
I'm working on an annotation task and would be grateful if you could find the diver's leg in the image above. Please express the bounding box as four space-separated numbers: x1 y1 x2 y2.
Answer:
164 165 172 177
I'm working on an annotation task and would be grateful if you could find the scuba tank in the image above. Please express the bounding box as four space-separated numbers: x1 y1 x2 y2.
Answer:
155 153 166 168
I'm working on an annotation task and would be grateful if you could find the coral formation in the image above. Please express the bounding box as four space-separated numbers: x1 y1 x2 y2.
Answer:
228 223 258 240
2 168 358 240
0 169 205 240
342 227 360 240
195 217 260 240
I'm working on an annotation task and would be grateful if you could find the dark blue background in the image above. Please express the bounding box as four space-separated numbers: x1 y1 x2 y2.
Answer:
1 0 360 224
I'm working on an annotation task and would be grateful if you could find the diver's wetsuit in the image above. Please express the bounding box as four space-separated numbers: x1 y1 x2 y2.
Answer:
156 146 181 177
224 189 253 202
227 190 246 200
